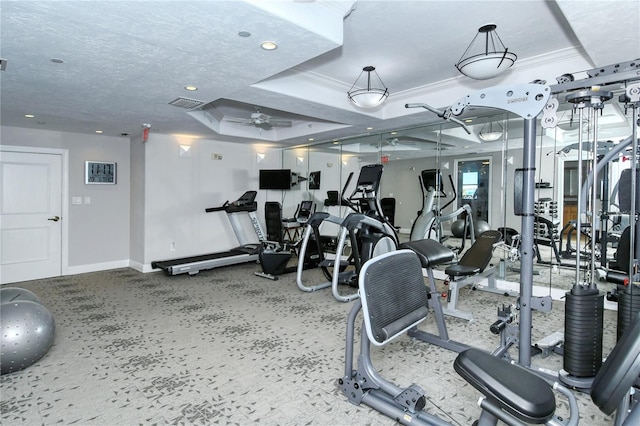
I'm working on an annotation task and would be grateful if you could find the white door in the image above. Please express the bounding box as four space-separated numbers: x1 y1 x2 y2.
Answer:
0 151 62 284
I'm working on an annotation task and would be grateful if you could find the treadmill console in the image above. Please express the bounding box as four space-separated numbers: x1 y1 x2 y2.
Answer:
206 191 258 213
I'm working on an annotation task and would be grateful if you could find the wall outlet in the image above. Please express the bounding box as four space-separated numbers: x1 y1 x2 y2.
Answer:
211 153 223 160
72 196 82 205
84 196 91 205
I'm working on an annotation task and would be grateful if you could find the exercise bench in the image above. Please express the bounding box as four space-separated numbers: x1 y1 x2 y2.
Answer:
442 229 513 321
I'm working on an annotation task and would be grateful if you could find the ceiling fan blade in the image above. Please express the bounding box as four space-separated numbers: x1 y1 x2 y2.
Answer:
268 119 292 127
256 122 273 130
225 117 253 124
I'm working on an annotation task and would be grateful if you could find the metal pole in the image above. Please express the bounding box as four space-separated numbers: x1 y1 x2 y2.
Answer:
519 117 536 367
575 107 584 287
590 108 599 288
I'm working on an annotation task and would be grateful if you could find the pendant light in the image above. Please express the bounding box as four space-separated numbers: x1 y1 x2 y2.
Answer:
347 66 389 108
455 24 517 80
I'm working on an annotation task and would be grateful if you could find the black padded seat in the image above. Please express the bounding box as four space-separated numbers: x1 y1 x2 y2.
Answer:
454 348 556 423
399 239 455 269
445 264 481 277
591 312 640 415
445 229 501 277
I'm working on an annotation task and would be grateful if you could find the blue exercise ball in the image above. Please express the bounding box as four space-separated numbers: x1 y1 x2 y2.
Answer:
1 300 56 375
0 287 41 305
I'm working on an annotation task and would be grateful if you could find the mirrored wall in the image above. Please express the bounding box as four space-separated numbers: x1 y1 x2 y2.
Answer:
282 91 636 245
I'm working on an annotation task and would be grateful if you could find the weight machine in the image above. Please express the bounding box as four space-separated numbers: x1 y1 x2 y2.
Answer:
407 82 552 366
340 248 640 425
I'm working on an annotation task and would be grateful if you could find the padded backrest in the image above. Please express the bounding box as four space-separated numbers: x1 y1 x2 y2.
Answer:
618 168 640 213
325 191 339 206
458 229 501 272
264 202 284 243
615 226 631 273
591 312 640 415
359 250 429 346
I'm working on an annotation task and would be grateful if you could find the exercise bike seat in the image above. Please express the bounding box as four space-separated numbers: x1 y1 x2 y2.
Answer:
399 239 455 268
454 348 556 423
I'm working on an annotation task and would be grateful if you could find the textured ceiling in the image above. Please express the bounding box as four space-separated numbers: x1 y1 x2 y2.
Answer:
1 0 638 147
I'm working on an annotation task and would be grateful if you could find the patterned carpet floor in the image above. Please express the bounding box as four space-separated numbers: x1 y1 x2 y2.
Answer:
1 258 620 425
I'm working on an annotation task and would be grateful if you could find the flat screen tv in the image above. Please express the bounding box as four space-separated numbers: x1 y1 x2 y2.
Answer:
259 169 291 190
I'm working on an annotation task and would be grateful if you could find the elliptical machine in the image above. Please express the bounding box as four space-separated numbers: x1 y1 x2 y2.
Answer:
410 169 475 253
296 164 398 300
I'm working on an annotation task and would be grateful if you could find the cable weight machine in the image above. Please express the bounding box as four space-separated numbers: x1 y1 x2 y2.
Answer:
408 82 553 367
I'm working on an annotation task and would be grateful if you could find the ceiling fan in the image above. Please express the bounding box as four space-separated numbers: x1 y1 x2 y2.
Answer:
225 108 293 130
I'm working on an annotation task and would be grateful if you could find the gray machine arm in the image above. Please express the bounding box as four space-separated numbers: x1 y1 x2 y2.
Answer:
406 83 551 132
405 103 471 134
449 83 551 119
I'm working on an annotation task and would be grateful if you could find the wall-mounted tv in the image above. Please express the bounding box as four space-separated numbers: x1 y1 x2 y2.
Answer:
259 169 291 190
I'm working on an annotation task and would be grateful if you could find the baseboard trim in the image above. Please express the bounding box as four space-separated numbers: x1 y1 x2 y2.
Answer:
65 260 130 276
128 261 156 274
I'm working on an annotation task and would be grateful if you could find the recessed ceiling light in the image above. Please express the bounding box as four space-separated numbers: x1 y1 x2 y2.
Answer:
308 138 314 141
465 119 473 123
24 114 35 118
50 58 64 64
366 127 373 130
238 31 251 38
95 130 103 134
184 85 198 91
260 41 278 51
390 131 397 135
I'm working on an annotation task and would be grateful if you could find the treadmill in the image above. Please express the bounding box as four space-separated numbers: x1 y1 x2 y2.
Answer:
152 191 265 276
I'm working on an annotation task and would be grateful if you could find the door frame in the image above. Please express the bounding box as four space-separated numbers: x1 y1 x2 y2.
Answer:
453 156 492 224
1 145 70 278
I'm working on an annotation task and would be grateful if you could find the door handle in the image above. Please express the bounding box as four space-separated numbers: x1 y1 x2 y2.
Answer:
48 216 60 222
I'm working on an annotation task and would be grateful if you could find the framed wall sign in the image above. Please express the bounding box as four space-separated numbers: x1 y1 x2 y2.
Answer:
85 161 116 184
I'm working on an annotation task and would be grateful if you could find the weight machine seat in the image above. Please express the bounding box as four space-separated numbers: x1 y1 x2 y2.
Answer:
591 311 640 415
445 230 501 277
399 239 456 269
454 348 556 423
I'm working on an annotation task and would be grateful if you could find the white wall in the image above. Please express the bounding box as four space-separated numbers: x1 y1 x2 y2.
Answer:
1 126 285 276
129 133 146 268
281 148 360 218
1 126 131 271
139 134 280 268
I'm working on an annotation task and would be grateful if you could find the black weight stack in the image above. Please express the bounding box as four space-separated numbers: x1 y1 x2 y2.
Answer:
563 286 604 377
617 284 640 340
